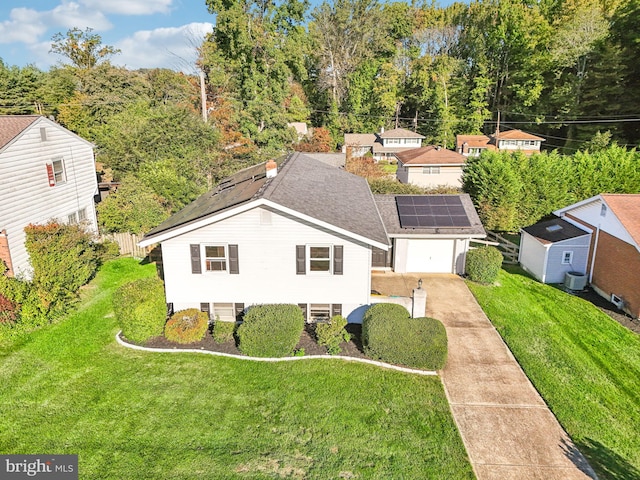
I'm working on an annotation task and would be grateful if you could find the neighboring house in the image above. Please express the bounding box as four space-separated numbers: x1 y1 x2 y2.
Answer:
287 122 308 140
395 146 467 189
0 115 98 278
519 217 592 283
343 128 425 161
139 152 485 323
553 194 640 319
457 129 544 157
374 194 485 274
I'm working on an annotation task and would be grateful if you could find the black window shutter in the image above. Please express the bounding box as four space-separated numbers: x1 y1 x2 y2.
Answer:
190 244 201 274
296 245 306 275
298 303 307 321
235 303 245 321
200 303 211 320
229 244 239 274
333 245 343 275
331 304 342 317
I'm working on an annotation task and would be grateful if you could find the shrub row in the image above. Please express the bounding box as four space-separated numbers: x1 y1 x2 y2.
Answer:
362 303 447 369
212 320 236 343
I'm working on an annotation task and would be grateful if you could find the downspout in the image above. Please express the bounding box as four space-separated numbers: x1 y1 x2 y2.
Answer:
589 226 600 283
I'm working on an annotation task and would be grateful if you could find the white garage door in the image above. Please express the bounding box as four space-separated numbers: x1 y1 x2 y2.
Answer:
405 239 455 273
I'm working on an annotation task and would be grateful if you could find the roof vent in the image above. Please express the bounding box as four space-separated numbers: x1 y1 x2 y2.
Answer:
546 224 562 233
266 159 278 178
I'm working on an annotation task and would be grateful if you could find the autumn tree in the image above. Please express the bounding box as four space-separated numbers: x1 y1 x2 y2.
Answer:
50 27 120 69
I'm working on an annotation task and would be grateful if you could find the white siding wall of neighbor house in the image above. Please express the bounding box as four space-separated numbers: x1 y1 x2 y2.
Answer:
519 232 548 282
392 237 466 274
0 119 98 277
497 140 541 151
161 206 373 321
563 201 634 246
402 165 463 188
382 138 422 148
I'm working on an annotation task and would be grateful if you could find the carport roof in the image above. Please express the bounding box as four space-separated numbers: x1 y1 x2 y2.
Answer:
374 194 486 237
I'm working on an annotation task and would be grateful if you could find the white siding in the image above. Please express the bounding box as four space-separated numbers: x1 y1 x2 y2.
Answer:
519 232 548 282
161 206 373 321
401 165 463 188
0 118 98 277
564 200 634 246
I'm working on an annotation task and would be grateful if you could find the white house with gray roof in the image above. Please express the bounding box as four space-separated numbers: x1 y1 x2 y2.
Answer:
342 128 425 161
140 152 485 323
0 115 98 278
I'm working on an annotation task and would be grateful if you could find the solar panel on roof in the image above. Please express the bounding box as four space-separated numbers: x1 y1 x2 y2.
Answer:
396 196 471 228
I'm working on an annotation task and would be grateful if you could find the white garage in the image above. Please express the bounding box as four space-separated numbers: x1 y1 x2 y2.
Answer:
374 194 486 274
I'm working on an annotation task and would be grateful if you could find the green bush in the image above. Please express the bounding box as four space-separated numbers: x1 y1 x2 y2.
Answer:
466 246 503 284
362 303 447 369
237 304 304 357
95 239 120 263
212 320 236 343
316 315 349 355
164 308 209 344
113 277 166 343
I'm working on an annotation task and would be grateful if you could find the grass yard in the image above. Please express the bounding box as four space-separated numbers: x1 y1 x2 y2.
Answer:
0 258 473 479
467 267 640 479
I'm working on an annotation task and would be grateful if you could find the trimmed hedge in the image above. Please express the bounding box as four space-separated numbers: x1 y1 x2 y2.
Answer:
113 277 166 343
165 308 209 344
237 304 304 357
362 303 447 369
212 320 236 344
316 315 349 355
466 246 503 284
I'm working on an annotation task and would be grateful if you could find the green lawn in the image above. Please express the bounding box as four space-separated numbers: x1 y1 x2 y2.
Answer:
0 258 473 479
468 268 640 479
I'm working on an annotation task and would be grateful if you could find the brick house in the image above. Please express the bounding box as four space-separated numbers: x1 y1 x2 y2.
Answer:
554 194 640 319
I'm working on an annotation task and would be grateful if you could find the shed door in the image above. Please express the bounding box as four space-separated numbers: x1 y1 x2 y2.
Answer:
406 239 455 273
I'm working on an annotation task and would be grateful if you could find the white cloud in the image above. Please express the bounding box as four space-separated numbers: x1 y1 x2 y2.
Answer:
0 2 111 46
79 0 174 15
0 8 48 44
113 22 213 72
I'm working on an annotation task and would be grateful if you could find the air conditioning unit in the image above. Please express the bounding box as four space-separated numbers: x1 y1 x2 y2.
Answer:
611 294 625 310
564 271 587 291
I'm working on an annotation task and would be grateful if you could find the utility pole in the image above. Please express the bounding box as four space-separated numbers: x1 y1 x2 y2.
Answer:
199 70 207 123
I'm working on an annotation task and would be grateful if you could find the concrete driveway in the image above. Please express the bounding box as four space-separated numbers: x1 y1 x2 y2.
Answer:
371 272 597 479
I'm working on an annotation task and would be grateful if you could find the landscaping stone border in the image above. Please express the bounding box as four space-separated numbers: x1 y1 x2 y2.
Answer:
116 331 438 377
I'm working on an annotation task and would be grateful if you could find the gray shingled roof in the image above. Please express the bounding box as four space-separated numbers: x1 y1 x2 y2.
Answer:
144 152 389 247
378 128 425 139
374 194 486 236
523 218 590 244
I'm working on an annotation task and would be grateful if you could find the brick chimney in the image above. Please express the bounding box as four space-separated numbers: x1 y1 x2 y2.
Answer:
266 159 278 178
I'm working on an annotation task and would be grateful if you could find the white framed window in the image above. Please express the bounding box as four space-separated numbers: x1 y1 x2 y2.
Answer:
205 245 227 272
78 208 87 222
422 166 441 175
213 302 235 321
68 212 78 224
40 127 47 142
308 246 331 273
562 251 573 265
309 304 331 323
386 138 401 145
52 159 66 184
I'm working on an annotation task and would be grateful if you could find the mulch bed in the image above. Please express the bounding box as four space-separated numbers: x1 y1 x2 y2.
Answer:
571 286 640 335
141 323 368 358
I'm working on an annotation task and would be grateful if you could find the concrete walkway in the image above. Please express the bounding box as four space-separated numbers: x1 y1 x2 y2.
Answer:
371 273 597 480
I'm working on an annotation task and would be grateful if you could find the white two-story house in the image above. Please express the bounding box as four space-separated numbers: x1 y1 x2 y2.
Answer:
343 128 425 161
0 116 98 278
457 129 544 157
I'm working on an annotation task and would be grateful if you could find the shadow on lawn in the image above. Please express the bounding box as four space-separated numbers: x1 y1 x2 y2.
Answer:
565 437 640 480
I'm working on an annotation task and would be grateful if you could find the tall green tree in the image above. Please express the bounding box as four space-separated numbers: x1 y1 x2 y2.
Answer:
50 27 120 69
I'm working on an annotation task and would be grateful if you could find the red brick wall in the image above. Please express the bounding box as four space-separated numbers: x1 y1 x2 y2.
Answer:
0 230 14 277
591 230 640 319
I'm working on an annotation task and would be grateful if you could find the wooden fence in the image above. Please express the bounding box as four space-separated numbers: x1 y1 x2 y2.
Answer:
100 232 148 258
485 231 520 264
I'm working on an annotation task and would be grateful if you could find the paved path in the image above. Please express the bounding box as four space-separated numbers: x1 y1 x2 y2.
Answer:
372 273 597 480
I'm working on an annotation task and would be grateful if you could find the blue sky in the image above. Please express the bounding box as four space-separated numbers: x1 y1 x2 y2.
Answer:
0 0 215 73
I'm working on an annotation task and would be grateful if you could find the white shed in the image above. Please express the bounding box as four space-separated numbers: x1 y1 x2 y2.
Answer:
519 218 591 284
